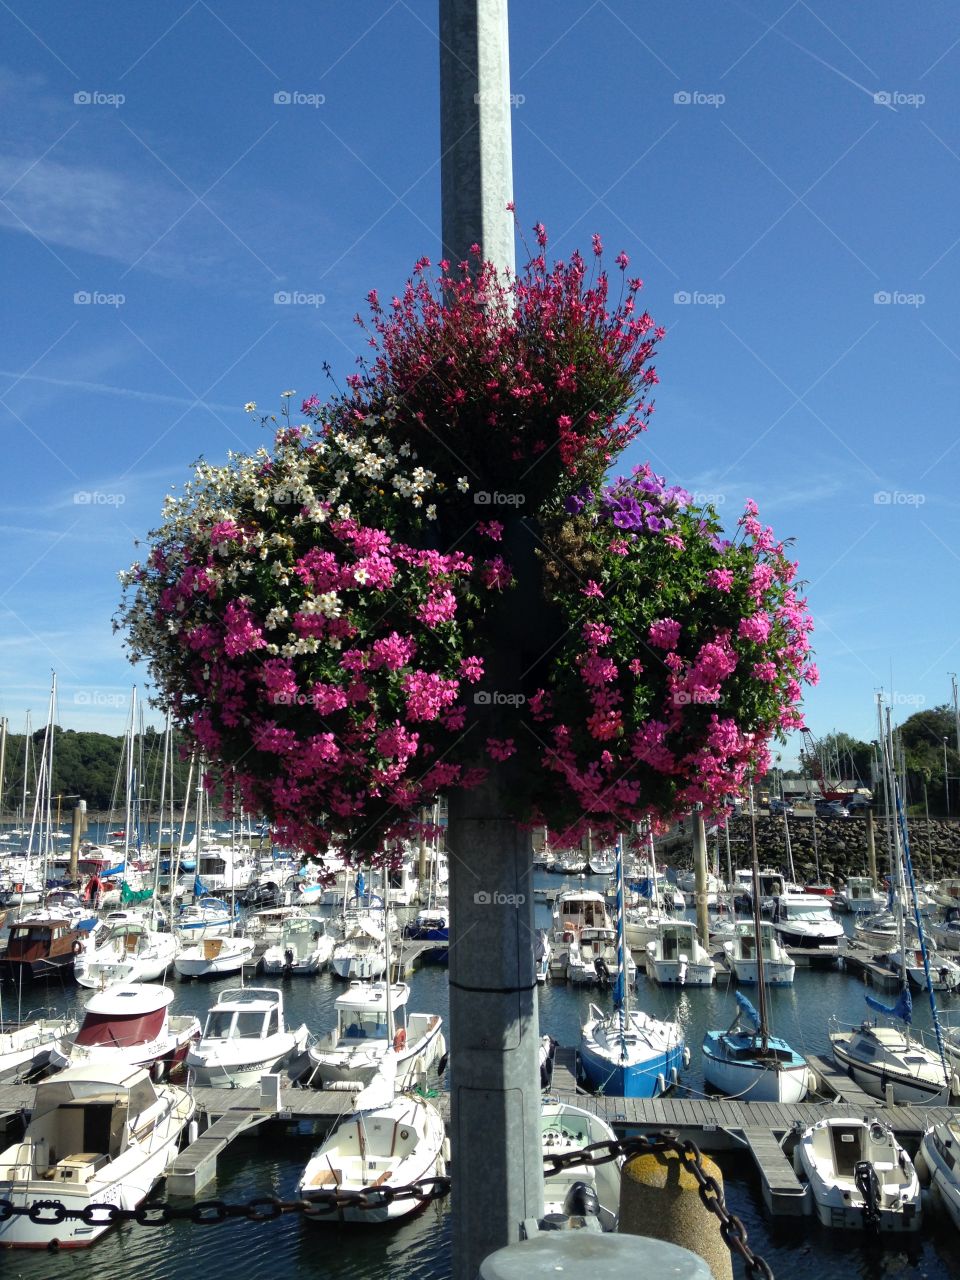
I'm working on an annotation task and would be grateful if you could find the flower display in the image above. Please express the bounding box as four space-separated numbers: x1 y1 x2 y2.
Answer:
118 230 815 862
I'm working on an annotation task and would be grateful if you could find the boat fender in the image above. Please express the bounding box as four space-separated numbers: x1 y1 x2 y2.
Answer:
188 1119 199 1146
151 1060 165 1083
393 1028 407 1052
655 1072 666 1097
682 1046 692 1069
669 1066 679 1086
952 1073 960 1097
72 939 83 955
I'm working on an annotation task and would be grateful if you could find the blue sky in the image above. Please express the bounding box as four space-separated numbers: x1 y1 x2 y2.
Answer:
1 0 958 766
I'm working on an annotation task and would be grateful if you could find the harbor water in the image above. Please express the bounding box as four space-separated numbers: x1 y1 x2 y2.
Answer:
2 868 960 1278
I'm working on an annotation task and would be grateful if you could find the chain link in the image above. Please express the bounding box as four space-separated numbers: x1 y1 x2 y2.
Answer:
0 1130 772 1275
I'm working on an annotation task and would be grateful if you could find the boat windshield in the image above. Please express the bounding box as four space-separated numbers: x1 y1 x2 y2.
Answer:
337 1011 389 1041
205 1008 276 1039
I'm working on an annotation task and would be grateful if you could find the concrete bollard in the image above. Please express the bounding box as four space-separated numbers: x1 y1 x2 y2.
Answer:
618 1148 734 1280
480 1230 712 1280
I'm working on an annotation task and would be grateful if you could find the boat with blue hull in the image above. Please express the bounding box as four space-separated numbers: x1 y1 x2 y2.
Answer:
579 833 687 1098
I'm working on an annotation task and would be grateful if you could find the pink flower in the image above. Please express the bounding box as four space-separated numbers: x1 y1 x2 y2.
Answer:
476 520 504 541
481 556 513 590
609 538 629 555
459 656 484 683
486 737 517 762
581 580 604 599
648 618 681 650
706 567 734 593
738 614 771 644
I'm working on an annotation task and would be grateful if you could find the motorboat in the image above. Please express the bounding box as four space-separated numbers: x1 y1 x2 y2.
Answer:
854 910 916 952
566 926 634 986
74 918 178 989
586 846 616 876
918 1118 960 1230
302 980 445 1092
48 984 200 1077
534 929 551 983
0 1063 195 1247
0 1012 79 1082
185 987 309 1088
297 1069 447 1224
261 917 335 976
0 916 82 980
702 991 810 1103
883 943 960 992
794 1116 921 1231
173 897 238 942
771 894 844 950
722 921 795 986
401 908 449 943
644 920 715 986
330 920 388 981
174 934 256 981
835 876 885 914
541 1099 623 1230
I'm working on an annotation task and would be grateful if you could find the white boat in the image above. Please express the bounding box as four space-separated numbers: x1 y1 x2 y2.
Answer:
644 920 715 986
722 921 795 986
566 926 635 986
829 1008 957 1105
541 1099 623 1229
0 1063 195 1248
74 918 178 989
854 909 916 952
835 876 885 914
770 894 844 951
918 1117 960 1229
794 1116 921 1231
261 917 335 976
185 987 309 1088
174 934 256 980
534 929 551 983
297 1070 447 1223
173 897 238 942
48 984 200 1077
244 904 325 945
0 1012 79 1082
303 980 445 1091
702 992 810 1103
884 943 960 992
330 919 387 981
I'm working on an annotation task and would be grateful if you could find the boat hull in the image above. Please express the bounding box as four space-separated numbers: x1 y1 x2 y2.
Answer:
579 1035 685 1098
831 1034 952 1105
702 1037 809 1103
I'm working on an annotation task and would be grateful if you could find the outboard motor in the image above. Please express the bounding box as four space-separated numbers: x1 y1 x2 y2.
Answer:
283 946 295 971
594 956 611 986
854 1159 882 1231
562 1181 600 1220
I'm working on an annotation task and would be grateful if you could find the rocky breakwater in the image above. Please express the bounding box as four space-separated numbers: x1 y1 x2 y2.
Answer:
666 814 960 884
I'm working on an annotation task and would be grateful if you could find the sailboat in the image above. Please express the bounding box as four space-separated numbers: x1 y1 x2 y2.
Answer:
829 703 958 1105
579 833 688 1098
701 793 810 1103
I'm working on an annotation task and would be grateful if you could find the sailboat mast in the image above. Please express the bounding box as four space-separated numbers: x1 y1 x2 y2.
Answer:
615 832 629 1046
748 784 770 1054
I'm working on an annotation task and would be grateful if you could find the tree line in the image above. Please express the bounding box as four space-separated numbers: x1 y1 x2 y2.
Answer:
1 726 201 816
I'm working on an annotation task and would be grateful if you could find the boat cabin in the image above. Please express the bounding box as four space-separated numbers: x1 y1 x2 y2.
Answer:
553 891 609 937
657 921 698 960
74 986 173 1052
845 876 878 905
334 981 409 1041
200 989 283 1042
732 922 779 959
1 920 79 976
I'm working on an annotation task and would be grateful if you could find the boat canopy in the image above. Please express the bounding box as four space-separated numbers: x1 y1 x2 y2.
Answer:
31 1063 158 1120
735 991 763 1031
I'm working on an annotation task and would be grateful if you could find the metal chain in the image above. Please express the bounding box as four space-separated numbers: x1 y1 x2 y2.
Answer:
1 1129 773 1277
543 1130 775 1280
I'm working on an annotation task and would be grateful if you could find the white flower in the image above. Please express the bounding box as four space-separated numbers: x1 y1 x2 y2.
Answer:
457 476 470 492
244 401 257 412
337 504 351 519
354 566 370 585
281 390 295 398
425 504 437 520
399 443 411 457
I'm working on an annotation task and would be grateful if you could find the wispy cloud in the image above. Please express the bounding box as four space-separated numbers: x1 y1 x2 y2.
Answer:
0 367 241 413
